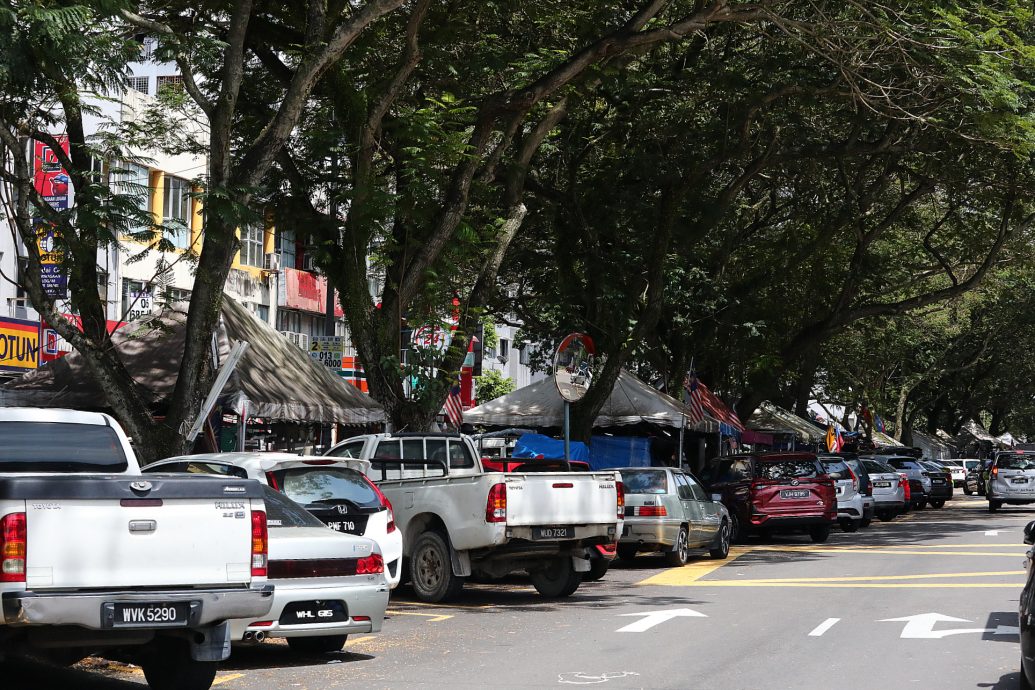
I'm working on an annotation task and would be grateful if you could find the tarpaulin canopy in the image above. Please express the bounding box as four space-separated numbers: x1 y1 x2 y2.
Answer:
3 297 384 425
957 419 998 444
747 401 826 442
512 433 590 462
588 435 652 470
463 369 701 430
871 429 899 446
910 429 955 458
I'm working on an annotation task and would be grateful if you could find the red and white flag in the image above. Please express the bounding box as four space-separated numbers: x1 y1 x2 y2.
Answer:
685 372 705 426
444 379 464 429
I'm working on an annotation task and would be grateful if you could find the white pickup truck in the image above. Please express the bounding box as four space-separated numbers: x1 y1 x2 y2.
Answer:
0 408 274 690
325 432 623 602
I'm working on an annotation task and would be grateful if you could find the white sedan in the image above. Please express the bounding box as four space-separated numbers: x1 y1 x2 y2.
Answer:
239 486 389 652
145 453 404 588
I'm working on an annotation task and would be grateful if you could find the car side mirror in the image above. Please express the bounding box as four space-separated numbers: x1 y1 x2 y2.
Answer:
1025 521 1035 546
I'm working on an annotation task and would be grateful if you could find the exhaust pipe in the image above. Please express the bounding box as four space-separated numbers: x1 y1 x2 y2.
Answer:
241 630 266 644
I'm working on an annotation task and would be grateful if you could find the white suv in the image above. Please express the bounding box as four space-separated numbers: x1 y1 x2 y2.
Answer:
820 457 865 532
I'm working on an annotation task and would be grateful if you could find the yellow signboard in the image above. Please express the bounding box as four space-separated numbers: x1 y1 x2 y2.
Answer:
0 317 40 371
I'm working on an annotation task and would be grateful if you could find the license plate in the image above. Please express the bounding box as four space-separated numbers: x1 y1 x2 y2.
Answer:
836 487 844 495
1013 477 1029 484
107 602 190 628
329 520 359 534
932 478 945 484
279 600 348 625
533 526 575 540
780 489 809 499
874 481 891 488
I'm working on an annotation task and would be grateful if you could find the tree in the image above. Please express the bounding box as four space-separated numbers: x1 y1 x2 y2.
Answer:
475 369 516 404
0 0 407 461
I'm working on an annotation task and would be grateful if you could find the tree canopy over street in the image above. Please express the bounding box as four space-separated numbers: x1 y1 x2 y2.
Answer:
3 0 1035 452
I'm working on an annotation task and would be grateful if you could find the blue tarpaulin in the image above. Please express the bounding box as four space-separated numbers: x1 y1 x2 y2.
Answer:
512 433 590 462
588 435 652 470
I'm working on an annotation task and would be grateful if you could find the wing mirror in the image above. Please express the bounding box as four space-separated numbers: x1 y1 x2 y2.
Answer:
1025 521 1035 546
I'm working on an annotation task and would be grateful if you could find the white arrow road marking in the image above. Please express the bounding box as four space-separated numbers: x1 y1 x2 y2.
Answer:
808 618 841 637
558 672 640 685
879 613 995 639
986 530 1002 536
615 608 707 633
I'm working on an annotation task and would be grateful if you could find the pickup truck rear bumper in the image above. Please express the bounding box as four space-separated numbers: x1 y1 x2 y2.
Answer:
2 585 274 630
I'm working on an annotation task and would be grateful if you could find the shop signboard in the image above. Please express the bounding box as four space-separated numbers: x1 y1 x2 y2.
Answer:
310 335 345 370
32 136 71 297
0 317 40 372
279 268 343 317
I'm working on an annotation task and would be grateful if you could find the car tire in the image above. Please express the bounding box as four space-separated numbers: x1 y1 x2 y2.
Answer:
617 544 638 561
530 558 582 598
988 501 1001 513
860 518 872 528
410 531 465 603
287 635 348 655
583 558 610 582
877 510 893 522
809 525 831 543
839 518 859 533
1022 660 1033 690
140 639 218 690
929 500 945 509
709 519 731 560
664 526 691 567
963 486 973 495
728 513 743 544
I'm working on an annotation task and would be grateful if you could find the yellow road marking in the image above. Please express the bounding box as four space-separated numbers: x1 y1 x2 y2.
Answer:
638 547 751 586
684 582 1023 588
386 609 453 622
748 547 1025 557
737 570 1025 583
212 674 245 686
346 635 376 645
389 599 494 610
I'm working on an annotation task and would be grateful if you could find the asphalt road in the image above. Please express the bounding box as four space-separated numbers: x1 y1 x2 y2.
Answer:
5 493 1032 689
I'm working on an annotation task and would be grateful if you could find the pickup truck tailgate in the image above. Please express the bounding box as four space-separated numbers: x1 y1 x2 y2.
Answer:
503 472 619 526
6 475 261 590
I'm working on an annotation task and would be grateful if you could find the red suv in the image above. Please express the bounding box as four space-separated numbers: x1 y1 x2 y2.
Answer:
699 452 837 543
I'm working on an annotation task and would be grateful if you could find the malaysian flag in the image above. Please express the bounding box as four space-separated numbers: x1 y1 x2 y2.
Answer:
685 371 705 426
444 378 464 429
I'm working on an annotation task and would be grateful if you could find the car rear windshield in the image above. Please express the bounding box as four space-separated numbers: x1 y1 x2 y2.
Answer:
862 459 893 474
996 455 1035 471
261 486 326 529
885 458 920 471
621 470 668 494
273 467 381 510
700 458 752 485
0 421 128 472
757 459 820 480
820 460 851 479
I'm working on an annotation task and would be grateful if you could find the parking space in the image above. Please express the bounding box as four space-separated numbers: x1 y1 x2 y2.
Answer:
9 495 1026 689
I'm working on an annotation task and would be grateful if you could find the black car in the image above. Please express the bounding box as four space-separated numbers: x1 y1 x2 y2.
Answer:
1019 521 1035 688
920 460 954 508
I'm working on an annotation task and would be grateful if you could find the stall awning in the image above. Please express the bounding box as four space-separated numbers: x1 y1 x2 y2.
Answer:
747 401 826 442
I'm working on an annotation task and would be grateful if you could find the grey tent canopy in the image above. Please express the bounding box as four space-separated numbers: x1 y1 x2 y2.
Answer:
462 369 711 430
747 401 825 442
3 296 384 425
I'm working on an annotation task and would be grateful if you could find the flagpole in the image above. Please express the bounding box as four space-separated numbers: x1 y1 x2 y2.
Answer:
678 414 685 469
563 400 571 473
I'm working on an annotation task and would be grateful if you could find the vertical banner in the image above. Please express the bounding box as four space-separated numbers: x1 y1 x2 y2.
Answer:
32 136 70 297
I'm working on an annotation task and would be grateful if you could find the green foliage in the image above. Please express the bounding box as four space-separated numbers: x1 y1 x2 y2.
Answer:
476 368 516 404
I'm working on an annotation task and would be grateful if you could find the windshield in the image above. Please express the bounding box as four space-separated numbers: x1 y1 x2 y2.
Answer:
261 486 326 529
701 458 752 485
621 470 668 494
820 460 850 479
273 467 381 510
862 459 894 475
0 421 128 472
757 459 819 480
886 458 919 471
996 455 1035 471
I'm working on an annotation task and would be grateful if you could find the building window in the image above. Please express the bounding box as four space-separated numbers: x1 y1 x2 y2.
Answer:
240 224 264 268
115 162 151 235
126 76 149 94
276 228 296 269
157 75 184 94
16 258 29 299
97 271 108 305
519 343 531 366
253 304 269 322
164 287 191 303
499 339 509 361
122 280 154 321
162 175 191 249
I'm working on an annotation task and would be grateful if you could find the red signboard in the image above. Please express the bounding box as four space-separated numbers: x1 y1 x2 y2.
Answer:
280 268 343 317
40 315 124 364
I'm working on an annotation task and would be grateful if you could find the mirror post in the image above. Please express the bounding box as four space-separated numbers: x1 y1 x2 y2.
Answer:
564 400 571 473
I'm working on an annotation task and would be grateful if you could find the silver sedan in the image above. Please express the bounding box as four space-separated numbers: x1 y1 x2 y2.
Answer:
613 467 731 566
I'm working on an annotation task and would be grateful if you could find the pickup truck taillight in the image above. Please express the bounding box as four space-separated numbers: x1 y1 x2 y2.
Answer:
251 510 268 577
0 512 26 583
616 481 625 520
486 483 507 523
365 477 396 533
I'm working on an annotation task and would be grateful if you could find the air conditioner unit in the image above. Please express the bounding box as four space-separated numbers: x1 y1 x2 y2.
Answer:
280 330 306 349
7 298 30 320
263 252 281 271
302 255 317 272
299 333 309 350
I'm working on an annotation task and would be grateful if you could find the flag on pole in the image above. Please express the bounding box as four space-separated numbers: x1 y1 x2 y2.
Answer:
444 378 464 429
826 425 837 452
835 425 844 451
875 415 885 433
685 371 705 426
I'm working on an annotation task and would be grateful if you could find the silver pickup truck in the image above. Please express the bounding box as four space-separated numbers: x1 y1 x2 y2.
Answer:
326 432 623 602
0 408 273 690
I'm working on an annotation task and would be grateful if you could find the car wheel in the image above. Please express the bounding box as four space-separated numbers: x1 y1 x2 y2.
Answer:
839 518 859 533
929 500 945 509
729 513 743 544
988 501 1001 513
664 526 691 567
140 639 218 690
809 525 831 543
963 485 973 495
410 531 465 603
530 558 582 598
1022 659 1033 690
709 519 731 559
917 499 928 510
860 517 872 528
287 635 348 655
583 557 609 582
617 544 638 561
877 510 893 522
